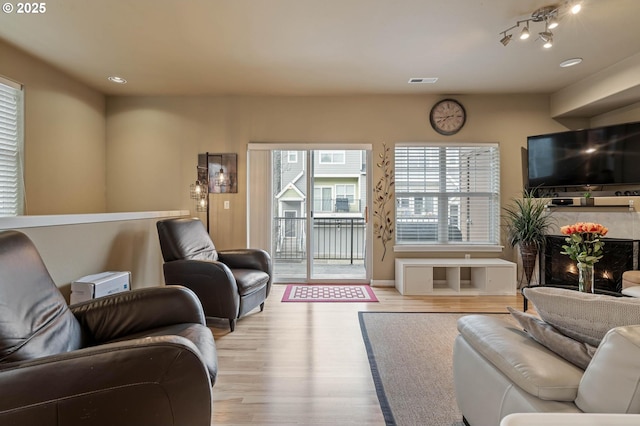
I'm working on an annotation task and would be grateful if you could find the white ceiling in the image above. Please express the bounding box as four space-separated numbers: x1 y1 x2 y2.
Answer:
1 0 639 111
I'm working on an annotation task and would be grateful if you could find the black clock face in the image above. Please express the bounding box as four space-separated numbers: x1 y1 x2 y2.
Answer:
430 99 466 135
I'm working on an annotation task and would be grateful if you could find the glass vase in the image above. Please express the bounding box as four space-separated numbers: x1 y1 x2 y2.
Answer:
577 262 595 293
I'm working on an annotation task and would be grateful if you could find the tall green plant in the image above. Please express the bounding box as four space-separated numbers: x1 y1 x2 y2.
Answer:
502 188 554 249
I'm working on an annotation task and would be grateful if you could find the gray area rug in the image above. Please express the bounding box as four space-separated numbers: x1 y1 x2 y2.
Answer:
359 312 512 426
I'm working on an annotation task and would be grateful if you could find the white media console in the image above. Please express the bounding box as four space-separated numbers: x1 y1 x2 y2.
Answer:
395 258 517 296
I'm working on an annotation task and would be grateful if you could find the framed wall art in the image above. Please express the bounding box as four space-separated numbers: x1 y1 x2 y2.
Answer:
207 153 237 193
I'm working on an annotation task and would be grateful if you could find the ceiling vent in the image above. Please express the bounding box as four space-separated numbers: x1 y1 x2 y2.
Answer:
408 77 438 84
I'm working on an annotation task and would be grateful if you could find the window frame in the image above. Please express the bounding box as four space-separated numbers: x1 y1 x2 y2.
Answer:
0 76 24 217
313 185 333 212
393 142 502 252
318 150 346 164
335 183 356 202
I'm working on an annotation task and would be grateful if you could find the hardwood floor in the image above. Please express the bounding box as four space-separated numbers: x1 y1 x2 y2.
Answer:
209 284 525 425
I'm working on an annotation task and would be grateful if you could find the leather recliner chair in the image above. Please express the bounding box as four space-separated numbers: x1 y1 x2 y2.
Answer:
157 217 273 331
0 230 217 426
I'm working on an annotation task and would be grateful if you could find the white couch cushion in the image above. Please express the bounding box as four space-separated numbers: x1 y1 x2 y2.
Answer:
523 287 640 346
576 325 640 413
457 315 583 401
507 307 597 369
622 286 640 298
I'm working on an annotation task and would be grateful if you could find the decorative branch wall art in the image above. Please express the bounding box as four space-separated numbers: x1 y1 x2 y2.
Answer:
373 143 395 261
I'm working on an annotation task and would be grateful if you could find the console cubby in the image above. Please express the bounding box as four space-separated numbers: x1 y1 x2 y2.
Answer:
395 258 517 296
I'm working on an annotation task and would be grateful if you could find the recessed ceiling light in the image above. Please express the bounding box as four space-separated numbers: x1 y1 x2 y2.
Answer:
408 77 438 84
108 76 127 84
559 58 583 67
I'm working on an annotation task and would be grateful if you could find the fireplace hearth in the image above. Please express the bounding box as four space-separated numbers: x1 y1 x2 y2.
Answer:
540 235 639 293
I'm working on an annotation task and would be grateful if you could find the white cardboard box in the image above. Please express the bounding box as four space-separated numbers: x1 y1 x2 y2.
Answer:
70 271 131 305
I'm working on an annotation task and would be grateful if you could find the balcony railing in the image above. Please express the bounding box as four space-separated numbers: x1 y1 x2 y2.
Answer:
313 198 363 213
274 217 365 263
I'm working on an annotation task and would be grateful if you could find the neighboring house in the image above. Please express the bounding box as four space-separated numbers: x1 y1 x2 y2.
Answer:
275 150 366 218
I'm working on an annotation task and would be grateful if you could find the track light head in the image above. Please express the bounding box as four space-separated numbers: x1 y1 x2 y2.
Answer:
500 33 513 46
570 1 582 14
539 31 553 43
540 31 554 48
520 25 530 40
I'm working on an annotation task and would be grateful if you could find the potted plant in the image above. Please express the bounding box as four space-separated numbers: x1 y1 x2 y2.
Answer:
503 188 554 287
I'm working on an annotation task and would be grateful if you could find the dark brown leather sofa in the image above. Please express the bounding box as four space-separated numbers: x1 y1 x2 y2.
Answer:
0 230 217 426
157 217 273 331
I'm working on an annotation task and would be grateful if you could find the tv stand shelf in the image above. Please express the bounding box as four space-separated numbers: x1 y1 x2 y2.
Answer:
395 258 517 296
545 197 636 211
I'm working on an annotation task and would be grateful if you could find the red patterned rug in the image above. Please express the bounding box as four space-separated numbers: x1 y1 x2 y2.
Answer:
282 284 379 303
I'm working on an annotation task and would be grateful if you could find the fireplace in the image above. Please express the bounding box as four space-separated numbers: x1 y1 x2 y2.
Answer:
540 235 639 293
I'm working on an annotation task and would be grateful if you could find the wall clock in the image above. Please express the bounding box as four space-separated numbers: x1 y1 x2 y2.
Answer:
429 98 466 136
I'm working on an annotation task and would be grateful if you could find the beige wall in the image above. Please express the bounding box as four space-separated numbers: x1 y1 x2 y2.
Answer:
5 33 635 282
591 102 640 127
0 39 106 214
3 35 638 285
10 215 180 300
106 94 569 281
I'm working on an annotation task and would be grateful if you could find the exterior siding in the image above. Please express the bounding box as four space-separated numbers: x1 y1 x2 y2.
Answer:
279 150 305 194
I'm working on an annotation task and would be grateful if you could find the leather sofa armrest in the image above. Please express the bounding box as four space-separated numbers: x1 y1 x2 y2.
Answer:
622 271 640 290
501 413 640 425
218 249 273 296
576 325 640 413
71 285 206 343
162 260 241 319
0 336 212 425
218 249 272 274
163 259 237 290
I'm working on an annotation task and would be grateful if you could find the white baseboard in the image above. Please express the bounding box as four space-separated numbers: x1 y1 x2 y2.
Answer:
372 280 395 288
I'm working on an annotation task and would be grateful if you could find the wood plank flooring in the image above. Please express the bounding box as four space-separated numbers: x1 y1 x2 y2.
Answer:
209 284 526 425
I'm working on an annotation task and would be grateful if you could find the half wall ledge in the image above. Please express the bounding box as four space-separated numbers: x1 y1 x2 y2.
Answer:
0 210 190 230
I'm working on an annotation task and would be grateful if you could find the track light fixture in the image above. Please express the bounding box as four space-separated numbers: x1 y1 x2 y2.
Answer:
499 1 582 49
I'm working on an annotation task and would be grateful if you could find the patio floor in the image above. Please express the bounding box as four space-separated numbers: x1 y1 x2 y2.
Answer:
274 260 366 281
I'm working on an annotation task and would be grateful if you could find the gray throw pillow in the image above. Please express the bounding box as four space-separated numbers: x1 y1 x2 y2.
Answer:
523 287 640 346
507 307 597 369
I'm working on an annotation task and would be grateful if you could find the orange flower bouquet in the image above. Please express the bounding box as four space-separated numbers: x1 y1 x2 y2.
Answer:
560 222 608 293
559 222 608 265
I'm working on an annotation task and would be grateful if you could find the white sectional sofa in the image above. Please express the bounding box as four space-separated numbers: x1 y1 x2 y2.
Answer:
453 287 640 426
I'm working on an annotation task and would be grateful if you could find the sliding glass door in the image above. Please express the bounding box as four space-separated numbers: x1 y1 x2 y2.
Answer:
308 149 367 280
272 149 308 280
248 144 371 283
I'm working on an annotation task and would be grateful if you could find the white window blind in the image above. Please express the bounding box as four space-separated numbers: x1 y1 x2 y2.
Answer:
0 78 24 216
394 143 500 245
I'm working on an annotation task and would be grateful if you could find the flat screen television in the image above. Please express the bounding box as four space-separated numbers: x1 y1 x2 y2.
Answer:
527 121 640 189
